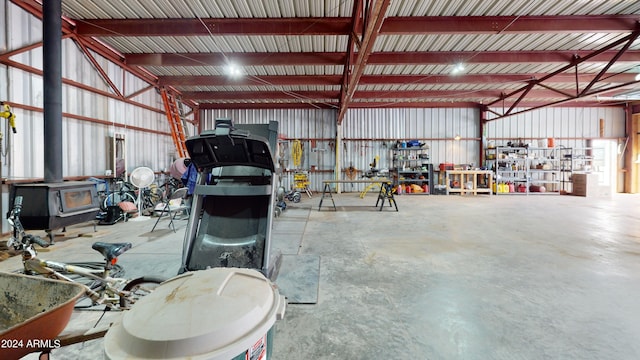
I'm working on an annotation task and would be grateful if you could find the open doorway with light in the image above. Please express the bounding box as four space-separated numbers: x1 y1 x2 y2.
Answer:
590 139 617 193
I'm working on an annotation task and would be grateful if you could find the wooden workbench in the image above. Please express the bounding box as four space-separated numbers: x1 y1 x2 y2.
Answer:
445 170 493 195
319 179 398 211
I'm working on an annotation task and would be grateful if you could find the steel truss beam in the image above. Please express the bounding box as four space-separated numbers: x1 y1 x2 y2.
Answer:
159 73 637 86
74 15 640 36
124 50 640 67
339 0 390 124
486 29 640 119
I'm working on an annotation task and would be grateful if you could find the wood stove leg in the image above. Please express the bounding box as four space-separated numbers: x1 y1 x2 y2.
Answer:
47 230 55 245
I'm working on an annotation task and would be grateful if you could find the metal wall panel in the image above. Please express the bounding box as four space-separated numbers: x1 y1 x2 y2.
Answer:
201 107 483 191
485 107 626 150
343 107 480 166
201 108 336 137
201 106 625 192
3 1 176 182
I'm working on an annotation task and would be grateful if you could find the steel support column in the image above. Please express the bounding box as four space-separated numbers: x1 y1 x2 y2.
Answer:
43 0 62 183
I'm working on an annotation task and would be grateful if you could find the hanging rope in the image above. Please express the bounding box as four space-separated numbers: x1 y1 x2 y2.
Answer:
292 140 302 169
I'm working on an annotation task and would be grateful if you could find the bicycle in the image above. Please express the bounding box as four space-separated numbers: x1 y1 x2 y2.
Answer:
103 177 137 210
88 177 137 212
6 196 165 310
159 176 182 202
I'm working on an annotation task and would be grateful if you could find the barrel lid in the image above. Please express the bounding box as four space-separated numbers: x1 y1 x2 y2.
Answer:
104 268 285 359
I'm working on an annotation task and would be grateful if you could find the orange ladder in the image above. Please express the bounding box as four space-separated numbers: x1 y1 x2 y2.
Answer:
160 88 188 158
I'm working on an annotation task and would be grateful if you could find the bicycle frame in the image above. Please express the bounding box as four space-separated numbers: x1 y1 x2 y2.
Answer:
23 257 129 310
7 195 164 311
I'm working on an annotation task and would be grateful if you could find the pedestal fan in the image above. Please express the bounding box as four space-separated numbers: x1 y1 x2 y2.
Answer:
129 166 155 221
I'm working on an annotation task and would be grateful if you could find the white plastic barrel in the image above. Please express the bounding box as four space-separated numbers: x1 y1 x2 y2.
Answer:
104 267 286 360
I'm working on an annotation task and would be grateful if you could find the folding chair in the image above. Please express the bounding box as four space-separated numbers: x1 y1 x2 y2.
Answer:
151 187 189 232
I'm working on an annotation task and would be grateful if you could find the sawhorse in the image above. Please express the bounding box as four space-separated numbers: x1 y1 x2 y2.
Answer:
374 182 398 211
318 180 398 211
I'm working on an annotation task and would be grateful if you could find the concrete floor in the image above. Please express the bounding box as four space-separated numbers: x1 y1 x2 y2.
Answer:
4 192 640 359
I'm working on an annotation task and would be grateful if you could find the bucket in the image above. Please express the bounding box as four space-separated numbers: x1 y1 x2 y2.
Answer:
104 268 286 360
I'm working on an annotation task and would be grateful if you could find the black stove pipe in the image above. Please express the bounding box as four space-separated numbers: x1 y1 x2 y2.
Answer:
43 0 63 183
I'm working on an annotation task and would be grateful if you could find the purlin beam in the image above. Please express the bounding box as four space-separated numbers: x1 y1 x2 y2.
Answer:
159 73 638 87
73 15 640 36
181 89 593 101
197 100 613 110
124 50 640 67
380 15 640 34
76 18 352 36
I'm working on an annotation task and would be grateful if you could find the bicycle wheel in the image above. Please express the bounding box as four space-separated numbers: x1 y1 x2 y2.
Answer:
119 276 166 309
103 191 136 209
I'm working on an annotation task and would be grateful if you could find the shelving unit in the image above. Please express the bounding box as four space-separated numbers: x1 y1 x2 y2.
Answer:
492 146 572 195
571 147 605 175
392 147 434 194
561 147 605 193
527 147 563 193
445 170 493 195
494 147 529 194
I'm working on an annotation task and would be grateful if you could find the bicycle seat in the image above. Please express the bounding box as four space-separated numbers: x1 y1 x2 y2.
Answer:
92 242 132 262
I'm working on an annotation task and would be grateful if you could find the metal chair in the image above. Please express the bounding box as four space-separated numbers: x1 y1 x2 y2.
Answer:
151 187 189 232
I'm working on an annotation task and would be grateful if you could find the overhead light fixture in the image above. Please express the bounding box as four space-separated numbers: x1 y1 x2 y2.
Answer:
635 73 640 81
451 63 465 75
226 63 242 78
454 134 461 141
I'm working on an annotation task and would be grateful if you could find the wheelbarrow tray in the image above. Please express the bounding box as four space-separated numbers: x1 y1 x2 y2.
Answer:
0 272 85 359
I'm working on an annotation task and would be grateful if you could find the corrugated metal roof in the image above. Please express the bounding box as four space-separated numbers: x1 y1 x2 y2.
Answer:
374 33 633 52
51 0 640 112
63 0 356 19
103 35 347 53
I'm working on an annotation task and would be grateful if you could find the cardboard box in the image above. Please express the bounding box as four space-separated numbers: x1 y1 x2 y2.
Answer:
571 174 610 197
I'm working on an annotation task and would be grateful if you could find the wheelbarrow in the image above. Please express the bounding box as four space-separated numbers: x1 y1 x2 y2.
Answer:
0 272 85 359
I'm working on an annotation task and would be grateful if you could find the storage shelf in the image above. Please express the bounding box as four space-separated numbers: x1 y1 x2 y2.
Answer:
392 146 433 195
490 146 570 195
445 170 493 196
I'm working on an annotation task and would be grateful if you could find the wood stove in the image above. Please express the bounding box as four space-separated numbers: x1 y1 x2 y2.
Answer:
10 181 100 235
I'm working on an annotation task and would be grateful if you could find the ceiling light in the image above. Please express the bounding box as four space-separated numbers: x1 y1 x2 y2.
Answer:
635 73 640 81
454 134 461 141
451 63 465 75
226 64 242 78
